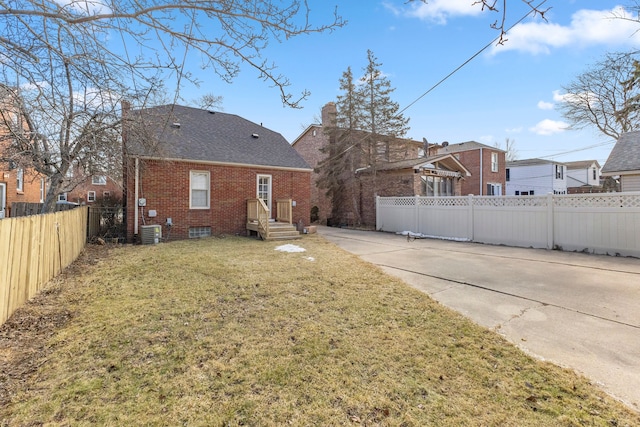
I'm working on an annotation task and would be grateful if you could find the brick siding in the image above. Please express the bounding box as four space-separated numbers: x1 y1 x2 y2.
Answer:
125 158 310 242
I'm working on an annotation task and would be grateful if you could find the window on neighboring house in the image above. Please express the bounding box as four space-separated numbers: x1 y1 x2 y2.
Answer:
58 193 67 202
190 171 210 209
103 191 111 198
555 164 563 179
376 141 389 161
491 152 498 172
486 183 502 196
16 168 24 192
92 175 107 185
506 168 510 182
40 178 45 202
515 191 520 195
87 191 96 202
592 167 597 181
421 176 454 196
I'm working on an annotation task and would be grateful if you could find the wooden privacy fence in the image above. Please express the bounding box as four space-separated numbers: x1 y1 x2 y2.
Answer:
376 193 640 257
0 206 87 326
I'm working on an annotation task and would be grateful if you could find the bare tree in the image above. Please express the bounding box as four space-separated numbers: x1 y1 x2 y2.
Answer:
494 137 518 161
0 1 344 212
558 52 640 140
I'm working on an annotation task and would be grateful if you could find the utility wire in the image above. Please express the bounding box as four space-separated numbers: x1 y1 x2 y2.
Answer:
398 0 548 116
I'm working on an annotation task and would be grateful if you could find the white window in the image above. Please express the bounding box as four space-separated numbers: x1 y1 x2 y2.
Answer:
16 168 24 192
486 183 502 196
491 152 498 173
92 175 107 185
58 193 67 202
190 171 210 209
555 165 563 179
40 178 45 202
87 191 96 202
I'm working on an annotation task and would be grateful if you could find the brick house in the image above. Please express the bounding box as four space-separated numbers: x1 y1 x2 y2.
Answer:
292 102 467 227
356 156 471 225
0 85 46 218
61 167 123 206
123 104 311 242
435 141 506 196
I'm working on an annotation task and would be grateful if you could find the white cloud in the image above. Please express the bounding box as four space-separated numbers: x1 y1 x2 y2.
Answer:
529 119 569 136
537 100 554 110
54 0 110 15
491 6 640 55
387 0 485 24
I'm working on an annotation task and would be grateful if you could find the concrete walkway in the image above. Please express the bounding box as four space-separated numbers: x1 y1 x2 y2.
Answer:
318 226 640 411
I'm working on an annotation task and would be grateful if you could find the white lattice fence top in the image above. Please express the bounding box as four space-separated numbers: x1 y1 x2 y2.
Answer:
418 197 469 207
555 193 640 208
473 196 549 207
378 197 417 207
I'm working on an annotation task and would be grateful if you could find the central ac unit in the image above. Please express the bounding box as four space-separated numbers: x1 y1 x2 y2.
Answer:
140 224 162 244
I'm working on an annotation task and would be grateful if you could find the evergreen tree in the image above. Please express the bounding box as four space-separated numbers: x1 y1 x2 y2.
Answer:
316 67 364 223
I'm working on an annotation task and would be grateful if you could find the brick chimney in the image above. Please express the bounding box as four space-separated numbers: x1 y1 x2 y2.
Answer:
321 102 336 127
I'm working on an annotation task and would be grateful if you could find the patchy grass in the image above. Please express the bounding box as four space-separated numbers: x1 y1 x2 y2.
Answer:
1 235 638 426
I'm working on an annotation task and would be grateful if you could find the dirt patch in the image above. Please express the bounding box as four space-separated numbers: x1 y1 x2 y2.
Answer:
0 244 112 407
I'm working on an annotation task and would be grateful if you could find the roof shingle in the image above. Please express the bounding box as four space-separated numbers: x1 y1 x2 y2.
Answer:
125 104 310 170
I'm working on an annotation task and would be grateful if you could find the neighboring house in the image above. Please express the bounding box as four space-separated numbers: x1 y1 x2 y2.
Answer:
292 102 436 226
601 131 640 192
0 85 46 218
356 156 471 225
505 158 567 195
565 160 602 194
61 167 123 205
435 141 506 196
123 104 311 242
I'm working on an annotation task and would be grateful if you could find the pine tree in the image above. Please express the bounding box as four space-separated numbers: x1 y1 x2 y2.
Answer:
358 50 410 191
316 67 365 223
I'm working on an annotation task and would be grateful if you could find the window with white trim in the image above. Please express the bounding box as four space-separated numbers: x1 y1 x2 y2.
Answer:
87 191 96 202
486 183 502 196
16 168 24 192
92 175 107 185
40 178 45 202
58 193 67 202
491 152 498 173
190 171 210 209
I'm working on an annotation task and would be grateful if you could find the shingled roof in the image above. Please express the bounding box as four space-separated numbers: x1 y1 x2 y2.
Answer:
602 131 640 175
125 104 311 170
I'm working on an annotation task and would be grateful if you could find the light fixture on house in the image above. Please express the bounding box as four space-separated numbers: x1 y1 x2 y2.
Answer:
252 133 259 138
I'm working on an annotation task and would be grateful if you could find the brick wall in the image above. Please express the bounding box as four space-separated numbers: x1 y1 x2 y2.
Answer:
455 149 506 195
125 158 310 241
66 176 123 205
292 125 333 224
1 167 45 216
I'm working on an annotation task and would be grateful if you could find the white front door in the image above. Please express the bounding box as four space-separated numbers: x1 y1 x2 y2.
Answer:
0 183 6 218
257 174 272 218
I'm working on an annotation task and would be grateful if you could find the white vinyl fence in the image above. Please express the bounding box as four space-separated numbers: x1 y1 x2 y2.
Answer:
376 193 640 257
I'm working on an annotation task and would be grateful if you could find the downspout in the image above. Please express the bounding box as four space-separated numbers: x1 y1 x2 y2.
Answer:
479 148 483 195
134 157 139 236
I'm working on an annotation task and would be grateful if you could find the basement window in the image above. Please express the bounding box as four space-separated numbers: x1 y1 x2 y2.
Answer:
189 226 211 238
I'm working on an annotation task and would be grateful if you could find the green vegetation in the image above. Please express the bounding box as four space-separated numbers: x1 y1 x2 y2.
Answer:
1 235 638 426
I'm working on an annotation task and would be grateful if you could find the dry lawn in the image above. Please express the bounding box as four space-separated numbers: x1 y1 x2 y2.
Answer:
1 235 638 426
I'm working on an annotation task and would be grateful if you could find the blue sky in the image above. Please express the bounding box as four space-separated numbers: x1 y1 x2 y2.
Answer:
179 1 640 165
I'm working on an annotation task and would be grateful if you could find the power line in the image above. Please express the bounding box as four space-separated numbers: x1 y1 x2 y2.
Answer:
398 0 548 116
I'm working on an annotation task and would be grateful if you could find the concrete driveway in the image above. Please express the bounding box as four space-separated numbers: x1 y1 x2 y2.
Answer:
318 226 640 411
